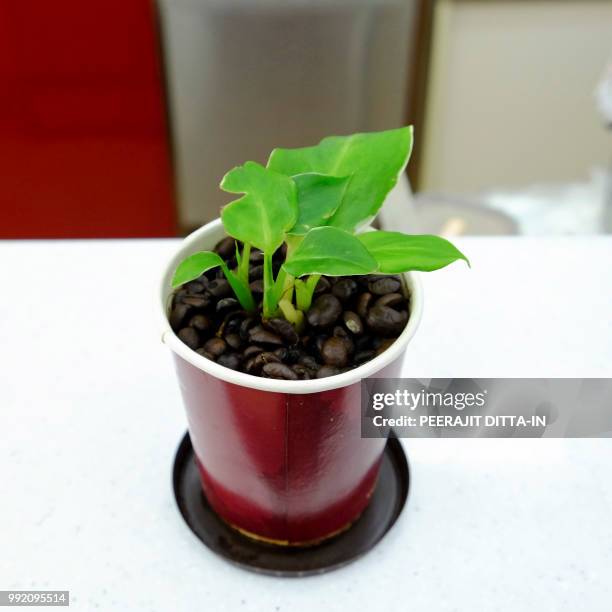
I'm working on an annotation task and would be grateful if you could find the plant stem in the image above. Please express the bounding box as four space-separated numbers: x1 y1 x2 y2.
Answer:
295 274 320 312
279 297 304 331
238 243 251 284
221 262 256 312
262 251 275 318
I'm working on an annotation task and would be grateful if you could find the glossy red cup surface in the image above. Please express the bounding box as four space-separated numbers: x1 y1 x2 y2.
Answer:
173 354 408 543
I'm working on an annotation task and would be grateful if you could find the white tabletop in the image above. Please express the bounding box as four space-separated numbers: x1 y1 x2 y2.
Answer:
1 237 611 611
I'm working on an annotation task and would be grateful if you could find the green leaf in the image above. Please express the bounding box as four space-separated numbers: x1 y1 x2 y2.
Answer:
221 161 297 253
289 173 350 235
268 127 412 232
283 227 378 277
172 251 224 287
172 251 256 311
358 231 470 273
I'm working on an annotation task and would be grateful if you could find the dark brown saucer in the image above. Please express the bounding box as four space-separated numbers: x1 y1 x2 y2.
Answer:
172 431 409 577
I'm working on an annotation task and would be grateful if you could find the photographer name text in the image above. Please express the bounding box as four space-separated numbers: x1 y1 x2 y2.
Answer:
371 414 547 428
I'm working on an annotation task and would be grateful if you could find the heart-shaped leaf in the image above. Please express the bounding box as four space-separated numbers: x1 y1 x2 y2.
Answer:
221 161 297 253
359 231 470 273
289 173 350 235
268 127 412 232
172 251 224 287
283 227 378 277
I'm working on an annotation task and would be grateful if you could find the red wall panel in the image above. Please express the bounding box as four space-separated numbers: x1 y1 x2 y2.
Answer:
0 0 176 237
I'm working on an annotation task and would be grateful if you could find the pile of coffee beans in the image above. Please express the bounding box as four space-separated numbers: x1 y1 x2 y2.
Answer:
169 237 410 380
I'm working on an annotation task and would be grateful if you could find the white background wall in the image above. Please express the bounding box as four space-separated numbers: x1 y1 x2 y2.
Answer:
421 0 612 193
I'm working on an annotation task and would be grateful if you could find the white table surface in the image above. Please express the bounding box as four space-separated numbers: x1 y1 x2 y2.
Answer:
1 237 611 612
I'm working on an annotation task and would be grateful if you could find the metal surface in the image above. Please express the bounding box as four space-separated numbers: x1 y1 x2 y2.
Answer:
157 0 418 229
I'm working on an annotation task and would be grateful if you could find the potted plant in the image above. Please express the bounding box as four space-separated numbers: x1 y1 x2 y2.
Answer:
160 126 467 546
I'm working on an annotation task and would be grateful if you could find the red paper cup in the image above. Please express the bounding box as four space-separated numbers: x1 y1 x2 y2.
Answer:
160 219 423 545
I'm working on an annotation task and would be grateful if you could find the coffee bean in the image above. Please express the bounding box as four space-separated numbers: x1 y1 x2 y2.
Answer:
189 314 210 332
298 355 319 372
375 293 404 309
225 333 242 350
240 317 257 340
180 295 210 308
317 365 340 378
216 297 239 313
222 311 244 334
250 264 263 280
246 351 280 374
375 338 396 355
217 352 241 370
255 351 281 366
263 363 298 380
354 349 375 364
306 294 342 327
366 305 408 336
332 278 358 302
321 337 349 367
184 281 205 294
243 345 264 359
207 279 231 298
273 347 289 362
314 277 331 294
263 318 298 345
274 243 288 261
249 279 264 294
369 277 401 295
169 303 191 331
356 275 371 290
309 334 328 361
333 326 354 355
356 292 373 319
249 250 264 263
249 327 284 346
343 311 363 335
178 327 200 350
285 348 302 364
203 337 227 358
195 348 214 360
291 364 312 379
355 335 373 351
214 236 237 258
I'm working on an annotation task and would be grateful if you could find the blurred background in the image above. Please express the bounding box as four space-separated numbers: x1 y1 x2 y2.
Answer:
1 0 611 239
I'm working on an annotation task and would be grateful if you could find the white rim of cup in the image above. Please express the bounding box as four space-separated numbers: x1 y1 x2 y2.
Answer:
160 218 423 394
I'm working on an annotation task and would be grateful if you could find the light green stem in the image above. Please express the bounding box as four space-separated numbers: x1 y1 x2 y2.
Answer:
295 274 320 312
238 243 251 284
221 262 256 312
262 251 275 318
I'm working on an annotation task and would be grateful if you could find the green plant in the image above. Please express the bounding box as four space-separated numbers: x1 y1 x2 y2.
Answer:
172 126 468 326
